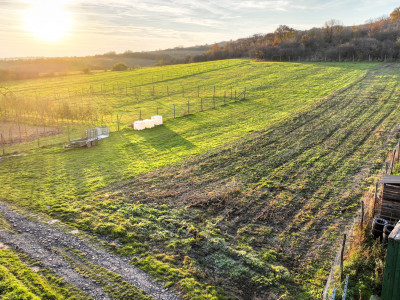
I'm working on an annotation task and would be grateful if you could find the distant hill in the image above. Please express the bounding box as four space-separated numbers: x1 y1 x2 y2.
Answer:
1 6 400 82
0 44 212 81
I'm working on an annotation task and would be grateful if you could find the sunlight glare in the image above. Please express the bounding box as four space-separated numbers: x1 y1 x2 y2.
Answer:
24 1 72 42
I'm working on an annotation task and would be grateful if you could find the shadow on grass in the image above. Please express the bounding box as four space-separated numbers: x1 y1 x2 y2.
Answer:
134 125 195 151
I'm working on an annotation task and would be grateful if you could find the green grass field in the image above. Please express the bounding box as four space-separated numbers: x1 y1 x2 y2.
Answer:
1 59 371 208
0 248 89 299
1 59 398 299
1 59 368 152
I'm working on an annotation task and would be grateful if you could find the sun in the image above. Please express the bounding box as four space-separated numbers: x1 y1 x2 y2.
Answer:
23 1 72 42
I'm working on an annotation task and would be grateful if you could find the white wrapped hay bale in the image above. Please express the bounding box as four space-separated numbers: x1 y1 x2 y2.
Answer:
134 120 145 130
144 119 155 129
151 115 163 125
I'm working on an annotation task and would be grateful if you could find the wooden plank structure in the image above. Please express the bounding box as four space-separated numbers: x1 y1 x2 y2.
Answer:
379 175 400 222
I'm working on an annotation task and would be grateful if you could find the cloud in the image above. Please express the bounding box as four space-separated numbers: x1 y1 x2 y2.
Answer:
1 0 399 57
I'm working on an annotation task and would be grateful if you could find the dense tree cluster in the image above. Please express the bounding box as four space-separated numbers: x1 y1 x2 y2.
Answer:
187 7 400 62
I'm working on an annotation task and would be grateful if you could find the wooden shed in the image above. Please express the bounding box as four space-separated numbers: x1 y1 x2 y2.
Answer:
379 175 400 222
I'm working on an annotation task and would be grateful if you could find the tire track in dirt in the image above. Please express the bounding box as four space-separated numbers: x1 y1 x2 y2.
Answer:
0 203 182 300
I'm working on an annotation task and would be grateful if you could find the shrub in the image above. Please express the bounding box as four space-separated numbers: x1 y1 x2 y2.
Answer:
112 63 128 71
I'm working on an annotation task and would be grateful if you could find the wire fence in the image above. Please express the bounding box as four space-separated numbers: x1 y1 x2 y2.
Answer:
0 87 247 155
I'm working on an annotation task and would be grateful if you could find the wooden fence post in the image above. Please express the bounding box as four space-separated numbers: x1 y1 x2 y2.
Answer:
1 133 5 156
396 140 400 161
361 200 364 229
373 182 378 217
67 122 70 143
8 128 12 145
340 233 347 281
37 128 40 148
213 86 216 101
173 104 176 119
390 149 397 174
187 98 190 114
200 98 203 112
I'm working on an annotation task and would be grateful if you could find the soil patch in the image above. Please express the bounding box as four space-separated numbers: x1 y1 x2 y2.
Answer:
0 121 63 145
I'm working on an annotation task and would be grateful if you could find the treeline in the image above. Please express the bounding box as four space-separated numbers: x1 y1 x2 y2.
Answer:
0 69 41 81
187 7 400 62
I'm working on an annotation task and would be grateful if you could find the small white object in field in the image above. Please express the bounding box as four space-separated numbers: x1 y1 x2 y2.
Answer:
151 115 163 125
133 120 145 130
144 119 155 129
95 127 102 136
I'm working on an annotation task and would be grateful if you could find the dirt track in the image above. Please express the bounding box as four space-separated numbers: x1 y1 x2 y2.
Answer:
0 202 182 300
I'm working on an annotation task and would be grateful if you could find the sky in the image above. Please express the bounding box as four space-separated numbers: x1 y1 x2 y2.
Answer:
0 0 399 58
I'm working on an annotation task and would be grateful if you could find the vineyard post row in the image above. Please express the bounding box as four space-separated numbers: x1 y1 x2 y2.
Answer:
0 84 247 155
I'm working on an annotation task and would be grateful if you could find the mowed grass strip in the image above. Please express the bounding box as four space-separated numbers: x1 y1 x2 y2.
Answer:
0 249 89 299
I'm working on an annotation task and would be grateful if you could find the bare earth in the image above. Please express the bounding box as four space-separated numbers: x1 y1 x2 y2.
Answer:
0 121 62 145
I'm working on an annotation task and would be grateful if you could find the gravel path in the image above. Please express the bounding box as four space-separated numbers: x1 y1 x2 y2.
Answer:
0 202 182 300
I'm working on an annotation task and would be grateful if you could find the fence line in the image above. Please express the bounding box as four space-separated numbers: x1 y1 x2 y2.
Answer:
0 88 247 155
323 136 400 299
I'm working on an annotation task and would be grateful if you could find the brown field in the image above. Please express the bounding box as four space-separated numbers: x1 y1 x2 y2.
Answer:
0 121 62 145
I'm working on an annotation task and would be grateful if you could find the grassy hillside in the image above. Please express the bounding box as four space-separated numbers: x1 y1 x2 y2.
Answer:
0 60 370 207
1 59 368 150
70 63 400 299
2 60 398 298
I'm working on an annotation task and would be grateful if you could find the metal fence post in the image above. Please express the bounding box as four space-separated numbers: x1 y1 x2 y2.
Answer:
342 275 349 300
